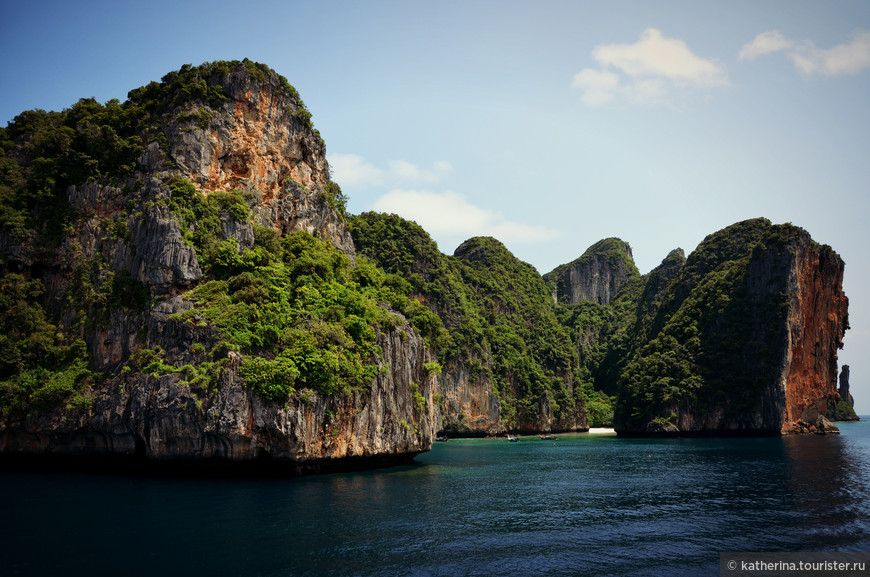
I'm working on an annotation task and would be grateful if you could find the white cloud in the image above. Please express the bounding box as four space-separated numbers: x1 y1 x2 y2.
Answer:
387 159 453 183
328 154 452 188
572 28 729 107
372 189 557 243
329 153 384 187
738 30 794 61
331 157 553 245
595 29 729 86
571 68 620 106
740 29 870 76
809 30 870 75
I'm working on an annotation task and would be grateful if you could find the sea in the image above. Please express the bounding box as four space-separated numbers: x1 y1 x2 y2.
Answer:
2 420 870 577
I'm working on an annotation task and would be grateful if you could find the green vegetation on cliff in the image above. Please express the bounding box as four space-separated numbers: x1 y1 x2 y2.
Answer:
0 274 92 417
173 227 389 399
350 212 585 429
0 59 314 246
0 61 848 438
155 179 439 400
612 219 808 430
0 61 366 414
0 98 143 243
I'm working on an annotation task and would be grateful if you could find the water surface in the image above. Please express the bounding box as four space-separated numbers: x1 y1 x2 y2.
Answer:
2 421 869 576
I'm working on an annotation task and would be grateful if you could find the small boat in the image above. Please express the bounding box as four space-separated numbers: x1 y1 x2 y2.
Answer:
436 435 449 442
507 436 519 442
539 434 556 440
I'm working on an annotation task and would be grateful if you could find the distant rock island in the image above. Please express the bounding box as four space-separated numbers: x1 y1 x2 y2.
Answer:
0 61 853 474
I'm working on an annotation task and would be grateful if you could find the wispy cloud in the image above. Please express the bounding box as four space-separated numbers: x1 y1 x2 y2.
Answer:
387 159 453 183
329 153 384 187
738 30 794 61
331 155 553 245
329 154 452 188
372 189 558 244
740 29 870 76
572 28 730 107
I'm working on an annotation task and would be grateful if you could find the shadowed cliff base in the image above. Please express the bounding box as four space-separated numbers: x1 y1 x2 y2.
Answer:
0 450 422 478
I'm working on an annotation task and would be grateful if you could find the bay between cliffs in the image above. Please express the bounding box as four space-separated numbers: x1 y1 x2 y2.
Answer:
3 422 870 576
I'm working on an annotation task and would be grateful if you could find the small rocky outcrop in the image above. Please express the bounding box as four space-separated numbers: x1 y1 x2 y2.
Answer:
827 365 860 421
545 238 640 305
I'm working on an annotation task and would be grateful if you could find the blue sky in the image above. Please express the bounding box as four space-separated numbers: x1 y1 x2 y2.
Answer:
3 0 869 412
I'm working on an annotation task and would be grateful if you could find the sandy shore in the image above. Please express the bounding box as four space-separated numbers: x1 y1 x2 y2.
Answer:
587 427 617 434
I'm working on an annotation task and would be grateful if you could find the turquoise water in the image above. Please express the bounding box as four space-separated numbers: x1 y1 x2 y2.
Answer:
2 421 870 576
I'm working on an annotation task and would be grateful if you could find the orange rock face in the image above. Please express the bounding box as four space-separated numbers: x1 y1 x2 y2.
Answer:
165 65 353 257
782 242 849 433
184 87 327 199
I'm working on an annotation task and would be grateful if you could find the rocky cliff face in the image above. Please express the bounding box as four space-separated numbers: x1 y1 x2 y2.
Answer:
778 235 849 433
0 61 433 472
436 354 501 435
1 311 438 473
614 219 849 436
545 238 639 305
348 216 588 437
434 238 587 436
165 66 353 257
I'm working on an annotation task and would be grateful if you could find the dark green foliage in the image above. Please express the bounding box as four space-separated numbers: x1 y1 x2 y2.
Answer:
350 211 442 280
169 220 443 400
827 398 858 421
323 181 348 221
0 274 92 416
129 59 314 128
582 381 615 427
161 175 254 275
0 59 315 245
0 99 142 243
613 219 802 428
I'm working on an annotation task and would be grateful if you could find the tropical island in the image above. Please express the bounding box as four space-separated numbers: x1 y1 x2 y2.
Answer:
0 60 855 474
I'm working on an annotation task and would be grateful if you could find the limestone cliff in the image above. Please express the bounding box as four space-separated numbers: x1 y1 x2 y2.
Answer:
349 215 588 436
0 61 434 472
545 238 640 305
0 62 852 462
614 219 849 436
164 64 353 257
1 309 438 473
778 234 849 433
